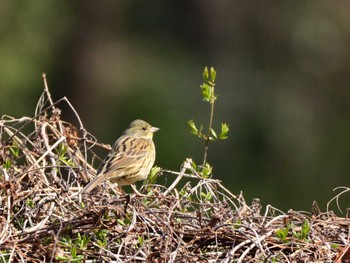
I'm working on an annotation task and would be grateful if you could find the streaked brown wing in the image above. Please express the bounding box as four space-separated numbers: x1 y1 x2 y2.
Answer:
99 135 151 175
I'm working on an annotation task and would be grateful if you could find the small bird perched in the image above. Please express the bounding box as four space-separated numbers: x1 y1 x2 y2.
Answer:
82 119 159 194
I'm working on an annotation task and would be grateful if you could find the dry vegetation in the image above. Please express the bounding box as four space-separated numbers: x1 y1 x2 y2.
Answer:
0 77 349 262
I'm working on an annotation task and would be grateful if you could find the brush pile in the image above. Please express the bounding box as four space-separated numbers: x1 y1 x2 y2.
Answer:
0 77 349 262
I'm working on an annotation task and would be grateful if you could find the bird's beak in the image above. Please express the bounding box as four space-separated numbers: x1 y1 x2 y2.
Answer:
150 126 160 133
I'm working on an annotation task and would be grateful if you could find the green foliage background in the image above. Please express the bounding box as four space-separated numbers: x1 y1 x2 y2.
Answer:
1 1 350 211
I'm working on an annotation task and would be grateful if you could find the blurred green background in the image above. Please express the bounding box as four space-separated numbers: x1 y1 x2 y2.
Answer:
1 1 350 212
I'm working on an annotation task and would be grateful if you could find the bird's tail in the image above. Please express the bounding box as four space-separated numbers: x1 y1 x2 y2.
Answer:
81 174 108 194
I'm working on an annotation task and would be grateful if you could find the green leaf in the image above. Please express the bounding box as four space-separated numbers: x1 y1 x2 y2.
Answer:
191 161 197 171
137 235 144 247
3 159 11 169
209 67 216 82
299 220 310 240
26 199 35 208
200 191 212 201
71 246 77 258
218 123 229 139
146 166 160 185
116 218 126 226
276 224 290 243
200 83 211 102
202 163 212 178
203 66 209 81
188 120 198 135
210 128 217 139
10 143 20 158
95 229 108 248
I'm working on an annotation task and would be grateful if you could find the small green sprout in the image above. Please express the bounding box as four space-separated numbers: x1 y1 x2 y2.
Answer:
276 224 291 243
188 67 229 175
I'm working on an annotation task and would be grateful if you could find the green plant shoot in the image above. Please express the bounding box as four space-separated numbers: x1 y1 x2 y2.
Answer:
188 66 229 174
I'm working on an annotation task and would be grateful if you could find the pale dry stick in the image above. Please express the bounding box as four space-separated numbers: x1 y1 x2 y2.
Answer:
14 245 26 263
115 235 125 262
59 96 91 171
160 191 185 257
264 214 289 229
2 126 48 182
1 115 32 123
308 221 325 244
162 169 200 180
134 208 163 242
42 73 55 108
260 205 286 227
0 195 13 246
26 136 66 176
124 204 138 234
33 91 90 146
237 230 274 263
21 201 56 234
177 179 223 215
223 238 253 263
7 246 16 263
204 181 222 203
211 244 224 263
2 123 37 151
0 117 33 146
41 117 98 193
34 90 47 120
338 235 349 246
91 241 125 263
52 196 82 224
40 121 83 187
167 182 195 216
21 167 59 201
192 179 221 204
290 248 313 261
163 159 191 196
169 231 184 263
124 248 147 263
327 186 350 215
40 78 93 181
1 168 10 181
217 181 239 200
36 78 64 141
42 74 64 138
136 200 179 244
0 221 11 246
41 122 62 185
213 229 222 262
48 217 64 263
164 192 178 223
209 259 222 263
0 253 8 262
276 251 291 263
164 160 222 199
68 148 96 175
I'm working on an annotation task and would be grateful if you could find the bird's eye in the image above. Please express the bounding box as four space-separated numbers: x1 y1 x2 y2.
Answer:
142 127 147 131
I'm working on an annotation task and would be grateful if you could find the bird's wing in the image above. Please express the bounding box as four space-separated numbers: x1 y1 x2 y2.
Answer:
81 136 152 194
100 136 151 175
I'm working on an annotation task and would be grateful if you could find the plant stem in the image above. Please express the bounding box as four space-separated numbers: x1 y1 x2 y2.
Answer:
202 86 215 170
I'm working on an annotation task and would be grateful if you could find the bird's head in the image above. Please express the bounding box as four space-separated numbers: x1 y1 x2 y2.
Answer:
124 119 159 139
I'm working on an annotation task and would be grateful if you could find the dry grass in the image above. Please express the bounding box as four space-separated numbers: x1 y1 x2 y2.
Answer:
0 76 349 262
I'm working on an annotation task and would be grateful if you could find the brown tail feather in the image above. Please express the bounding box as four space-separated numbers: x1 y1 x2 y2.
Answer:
81 174 108 194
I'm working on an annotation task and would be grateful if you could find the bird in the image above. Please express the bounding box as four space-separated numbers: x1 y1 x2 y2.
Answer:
82 119 159 194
